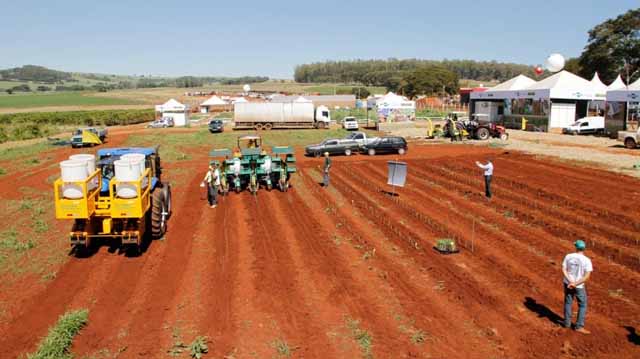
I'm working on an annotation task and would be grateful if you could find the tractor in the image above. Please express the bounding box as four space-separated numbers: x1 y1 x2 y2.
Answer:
54 147 171 255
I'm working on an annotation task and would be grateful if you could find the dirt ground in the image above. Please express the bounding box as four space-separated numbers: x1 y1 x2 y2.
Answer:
0 129 639 358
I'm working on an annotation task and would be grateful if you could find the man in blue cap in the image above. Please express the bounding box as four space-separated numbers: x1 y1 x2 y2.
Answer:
562 240 593 334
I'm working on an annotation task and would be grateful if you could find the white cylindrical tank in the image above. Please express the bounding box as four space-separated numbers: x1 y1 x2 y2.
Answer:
114 159 142 198
69 154 97 190
120 154 148 187
60 160 87 199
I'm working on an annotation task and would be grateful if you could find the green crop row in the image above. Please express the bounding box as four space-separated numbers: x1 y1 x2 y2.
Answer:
0 109 154 143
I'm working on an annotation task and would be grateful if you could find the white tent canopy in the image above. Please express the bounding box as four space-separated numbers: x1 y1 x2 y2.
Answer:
293 96 312 103
515 71 605 101
471 75 537 100
155 98 186 112
377 92 410 106
201 95 227 106
608 75 626 90
590 72 608 92
232 97 248 104
606 77 640 102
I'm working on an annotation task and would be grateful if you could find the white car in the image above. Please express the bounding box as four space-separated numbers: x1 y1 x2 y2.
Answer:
343 117 359 130
562 116 605 136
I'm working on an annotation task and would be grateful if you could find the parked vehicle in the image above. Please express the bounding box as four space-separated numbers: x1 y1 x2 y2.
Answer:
147 117 174 128
361 136 408 156
208 119 224 133
342 116 359 130
305 138 361 157
562 116 606 136
618 128 640 149
234 102 331 130
70 127 107 148
345 131 378 146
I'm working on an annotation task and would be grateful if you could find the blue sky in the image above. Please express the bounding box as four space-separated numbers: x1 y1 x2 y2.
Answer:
1 0 637 78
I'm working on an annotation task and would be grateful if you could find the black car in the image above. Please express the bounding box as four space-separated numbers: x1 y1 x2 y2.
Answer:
208 119 224 133
305 138 361 157
361 136 408 155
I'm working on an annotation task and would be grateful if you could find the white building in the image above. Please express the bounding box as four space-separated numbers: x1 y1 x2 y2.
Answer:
199 96 228 113
155 99 189 127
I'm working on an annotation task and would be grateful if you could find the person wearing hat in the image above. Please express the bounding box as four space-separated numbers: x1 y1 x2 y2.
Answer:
322 152 332 187
202 162 220 208
562 240 593 334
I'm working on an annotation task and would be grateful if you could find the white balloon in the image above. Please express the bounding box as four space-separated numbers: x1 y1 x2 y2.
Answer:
546 53 565 73
243 84 251 92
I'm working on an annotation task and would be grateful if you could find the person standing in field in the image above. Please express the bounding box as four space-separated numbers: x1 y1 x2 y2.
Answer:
475 159 493 198
323 152 331 187
202 162 220 208
562 240 593 334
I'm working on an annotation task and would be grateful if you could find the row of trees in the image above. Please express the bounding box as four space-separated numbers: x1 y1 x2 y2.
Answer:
571 8 639 84
0 65 72 83
294 59 534 85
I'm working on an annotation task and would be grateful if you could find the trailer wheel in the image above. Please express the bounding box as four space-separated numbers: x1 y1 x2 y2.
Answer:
254 124 264 131
263 123 273 131
625 138 637 149
151 190 167 239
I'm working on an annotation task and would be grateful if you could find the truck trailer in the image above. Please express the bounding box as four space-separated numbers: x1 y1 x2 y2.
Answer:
234 102 331 130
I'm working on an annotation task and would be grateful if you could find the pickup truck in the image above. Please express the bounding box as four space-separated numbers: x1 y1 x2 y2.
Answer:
618 128 640 149
345 131 378 146
305 138 361 157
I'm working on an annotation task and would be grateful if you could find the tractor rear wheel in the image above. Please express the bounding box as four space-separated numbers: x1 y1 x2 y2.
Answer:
151 190 167 239
476 127 490 140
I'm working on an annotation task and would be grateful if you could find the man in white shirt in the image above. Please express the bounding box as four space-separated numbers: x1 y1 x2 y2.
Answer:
475 159 493 198
202 163 220 208
562 240 593 334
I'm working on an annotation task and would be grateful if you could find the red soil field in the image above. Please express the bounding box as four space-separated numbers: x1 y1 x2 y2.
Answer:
0 134 639 358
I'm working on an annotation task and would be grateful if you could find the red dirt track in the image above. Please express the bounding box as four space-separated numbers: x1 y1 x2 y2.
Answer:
1 136 640 358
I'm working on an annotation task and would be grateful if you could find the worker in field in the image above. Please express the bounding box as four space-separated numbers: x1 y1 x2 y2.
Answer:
475 159 493 198
202 162 220 208
562 240 593 334
323 152 331 187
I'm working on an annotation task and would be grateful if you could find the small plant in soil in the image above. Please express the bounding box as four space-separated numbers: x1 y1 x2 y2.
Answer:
27 308 88 359
503 210 514 218
189 336 209 359
346 318 373 359
272 338 296 357
411 330 427 344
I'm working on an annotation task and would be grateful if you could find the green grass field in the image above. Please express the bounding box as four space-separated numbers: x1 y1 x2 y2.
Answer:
0 92 140 108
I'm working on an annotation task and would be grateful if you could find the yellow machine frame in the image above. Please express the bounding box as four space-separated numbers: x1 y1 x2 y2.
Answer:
54 168 152 247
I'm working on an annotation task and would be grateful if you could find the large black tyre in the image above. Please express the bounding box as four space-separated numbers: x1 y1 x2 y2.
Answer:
151 190 167 239
162 184 172 218
625 138 637 149
476 127 490 140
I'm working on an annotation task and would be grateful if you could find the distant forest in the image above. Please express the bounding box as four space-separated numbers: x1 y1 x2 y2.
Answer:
0 65 270 93
294 59 536 85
